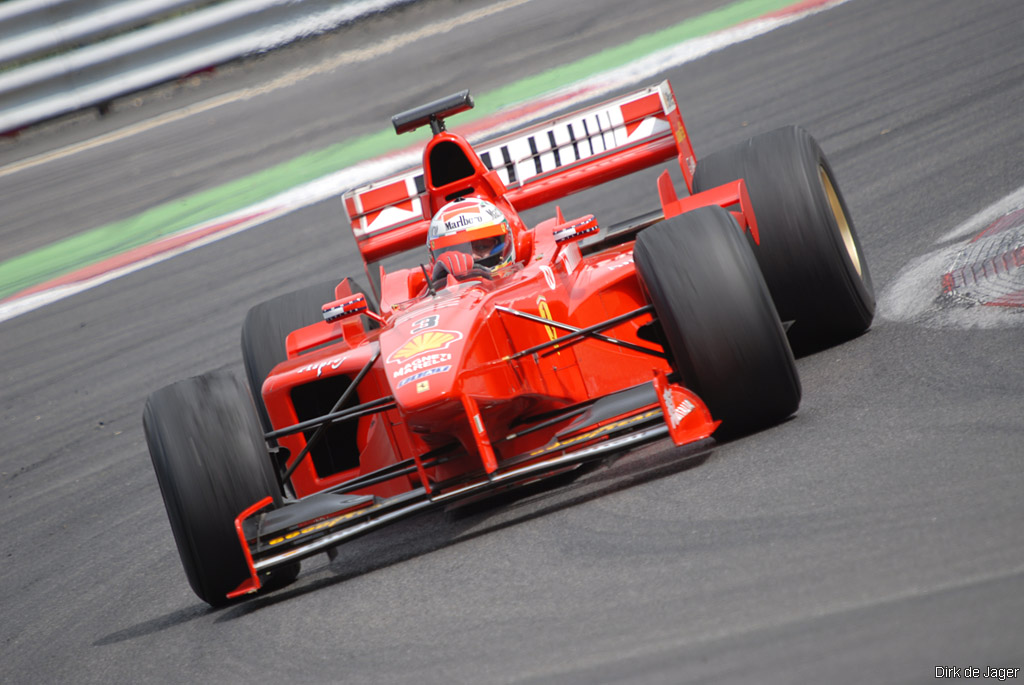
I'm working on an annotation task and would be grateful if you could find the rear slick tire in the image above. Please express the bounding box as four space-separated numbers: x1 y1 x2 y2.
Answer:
693 125 874 354
143 371 298 606
634 207 800 437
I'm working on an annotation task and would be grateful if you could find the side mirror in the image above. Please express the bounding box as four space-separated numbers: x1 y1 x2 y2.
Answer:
553 214 598 245
322 293 368 323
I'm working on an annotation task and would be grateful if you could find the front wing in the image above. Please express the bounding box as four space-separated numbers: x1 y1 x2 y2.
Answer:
227 372 717 599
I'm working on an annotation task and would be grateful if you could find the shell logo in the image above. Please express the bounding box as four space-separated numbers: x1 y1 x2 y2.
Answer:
385 330 463 364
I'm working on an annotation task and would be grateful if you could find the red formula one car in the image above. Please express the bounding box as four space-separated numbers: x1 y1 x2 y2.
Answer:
143 80 874 606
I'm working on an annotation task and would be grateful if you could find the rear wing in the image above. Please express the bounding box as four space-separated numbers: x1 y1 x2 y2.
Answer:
343 80 697 264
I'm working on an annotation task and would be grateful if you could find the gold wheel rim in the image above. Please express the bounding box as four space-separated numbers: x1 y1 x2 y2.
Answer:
820 165 862 278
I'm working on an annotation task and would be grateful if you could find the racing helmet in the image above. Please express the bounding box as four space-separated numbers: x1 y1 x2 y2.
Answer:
428 198 516 275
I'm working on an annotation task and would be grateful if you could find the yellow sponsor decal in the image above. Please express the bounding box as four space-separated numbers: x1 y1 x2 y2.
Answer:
267 503 380 546
386 330 463 364
536 297 559 343
528 409 660 457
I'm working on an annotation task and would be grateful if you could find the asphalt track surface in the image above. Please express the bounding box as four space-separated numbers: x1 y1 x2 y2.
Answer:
2 0 1023 683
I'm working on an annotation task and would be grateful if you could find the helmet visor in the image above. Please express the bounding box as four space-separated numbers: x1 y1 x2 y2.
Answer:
429 223 513 271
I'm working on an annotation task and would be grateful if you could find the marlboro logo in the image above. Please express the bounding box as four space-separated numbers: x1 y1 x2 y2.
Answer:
443 213 483 231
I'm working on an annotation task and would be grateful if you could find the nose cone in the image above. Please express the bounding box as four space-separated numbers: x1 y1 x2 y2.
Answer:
381 305 474 418
386 329 463 399
379 279 497 427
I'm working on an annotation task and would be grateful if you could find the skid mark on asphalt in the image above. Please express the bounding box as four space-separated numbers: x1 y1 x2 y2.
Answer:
879 186 1024 328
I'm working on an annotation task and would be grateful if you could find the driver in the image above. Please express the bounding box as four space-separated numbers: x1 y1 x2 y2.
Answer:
427 198 516 282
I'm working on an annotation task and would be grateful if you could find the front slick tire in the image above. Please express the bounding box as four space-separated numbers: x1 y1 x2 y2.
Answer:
634 207 800 437
143 371 298 607
693 125 874 354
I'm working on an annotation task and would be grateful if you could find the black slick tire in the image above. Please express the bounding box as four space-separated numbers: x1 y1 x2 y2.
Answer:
634 207 800 436
143 371 297 607
693 125 874 353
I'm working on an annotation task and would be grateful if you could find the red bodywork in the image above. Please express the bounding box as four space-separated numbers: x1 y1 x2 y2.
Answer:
229 80 753 598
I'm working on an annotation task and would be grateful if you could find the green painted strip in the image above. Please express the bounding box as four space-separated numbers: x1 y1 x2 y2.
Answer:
0 0 796 300
484 0 794 106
